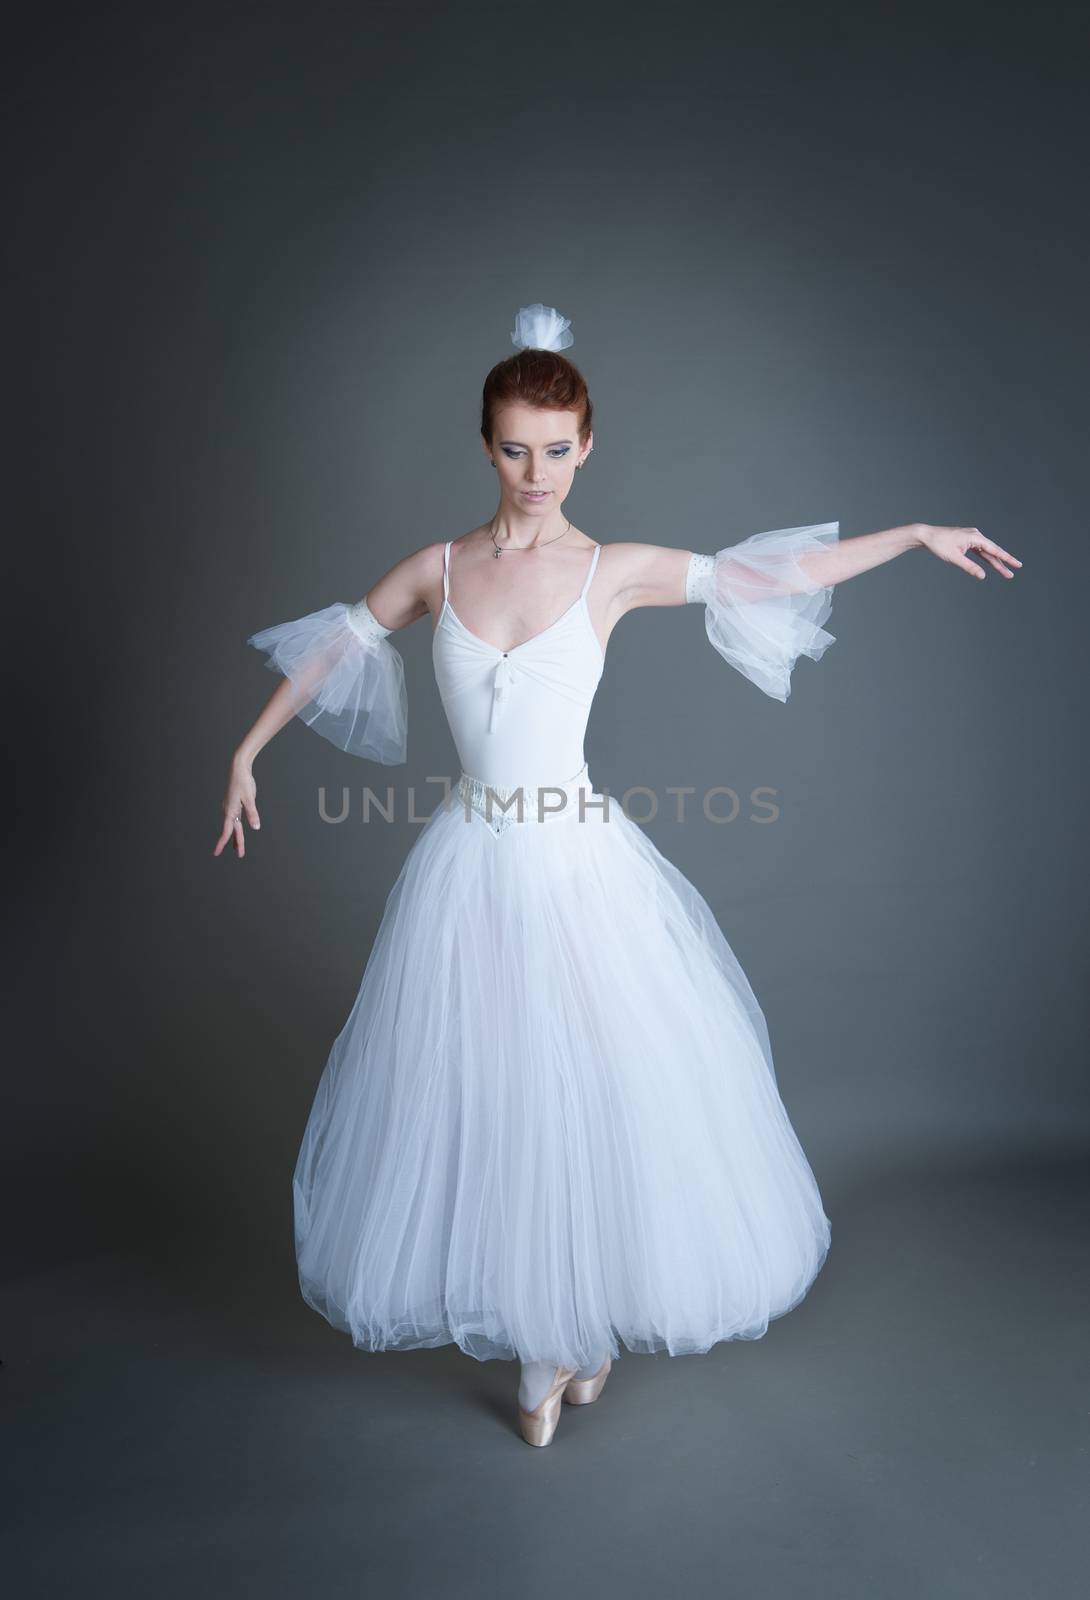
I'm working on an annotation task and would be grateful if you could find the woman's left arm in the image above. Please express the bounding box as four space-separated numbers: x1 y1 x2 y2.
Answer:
801 523 1023 587
612 521 1023 704
615 522 1024 614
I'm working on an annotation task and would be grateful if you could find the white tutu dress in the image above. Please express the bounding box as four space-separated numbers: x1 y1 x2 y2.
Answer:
247 523 839 1371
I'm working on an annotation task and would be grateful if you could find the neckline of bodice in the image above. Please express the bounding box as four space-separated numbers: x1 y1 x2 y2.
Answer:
436 592 605 664
434 539 605 663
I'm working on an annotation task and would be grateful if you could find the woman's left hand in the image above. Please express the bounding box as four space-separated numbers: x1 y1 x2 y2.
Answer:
917 524 1023 580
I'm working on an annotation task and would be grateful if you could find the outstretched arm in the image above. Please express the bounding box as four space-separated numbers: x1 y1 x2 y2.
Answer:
618 523 1022 611
614 520 1023 705
801 523 1022 587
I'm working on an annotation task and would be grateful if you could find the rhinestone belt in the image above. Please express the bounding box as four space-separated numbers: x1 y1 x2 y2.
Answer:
452 762 607 835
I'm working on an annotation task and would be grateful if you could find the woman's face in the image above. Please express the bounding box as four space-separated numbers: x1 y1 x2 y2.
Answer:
483 403 591 516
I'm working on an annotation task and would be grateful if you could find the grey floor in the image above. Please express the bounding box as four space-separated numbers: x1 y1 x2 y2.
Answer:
3 1148 1086 1599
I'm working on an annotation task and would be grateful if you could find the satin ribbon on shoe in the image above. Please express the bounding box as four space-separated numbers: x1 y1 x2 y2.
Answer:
455 762 603 835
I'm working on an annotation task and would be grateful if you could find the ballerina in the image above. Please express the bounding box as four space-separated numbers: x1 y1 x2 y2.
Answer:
215 303 1021 1447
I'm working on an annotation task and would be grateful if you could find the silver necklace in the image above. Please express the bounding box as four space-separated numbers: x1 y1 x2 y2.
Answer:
489 513 571 559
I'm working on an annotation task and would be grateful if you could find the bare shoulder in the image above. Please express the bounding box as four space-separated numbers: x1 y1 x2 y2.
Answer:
597 539 694 612
362 539 449 632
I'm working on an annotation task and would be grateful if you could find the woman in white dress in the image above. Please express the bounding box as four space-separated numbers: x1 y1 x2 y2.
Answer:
215 304 1021 1447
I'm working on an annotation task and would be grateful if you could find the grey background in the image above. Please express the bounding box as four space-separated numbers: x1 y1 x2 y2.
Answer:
7 2 1087 1596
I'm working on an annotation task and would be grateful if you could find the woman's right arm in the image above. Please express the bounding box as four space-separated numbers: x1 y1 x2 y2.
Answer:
213 543 443 860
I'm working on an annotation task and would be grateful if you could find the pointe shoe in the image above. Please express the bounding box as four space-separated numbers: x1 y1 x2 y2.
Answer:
517 1365 580 1447
562 1356 612 1406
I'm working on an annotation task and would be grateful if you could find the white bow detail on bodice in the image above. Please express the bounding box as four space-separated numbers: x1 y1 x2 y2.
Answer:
489 653 519 732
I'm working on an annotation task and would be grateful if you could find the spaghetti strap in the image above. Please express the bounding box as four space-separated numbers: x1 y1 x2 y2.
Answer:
580 542 602 600
442 540 451 602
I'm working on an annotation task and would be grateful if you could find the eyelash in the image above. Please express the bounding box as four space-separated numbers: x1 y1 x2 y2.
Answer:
501 447 570 459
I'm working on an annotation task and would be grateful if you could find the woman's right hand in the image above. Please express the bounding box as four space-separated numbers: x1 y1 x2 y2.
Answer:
213 754 261 859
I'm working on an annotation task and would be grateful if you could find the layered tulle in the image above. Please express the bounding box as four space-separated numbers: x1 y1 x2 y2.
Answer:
292 785 832 1369
247 601 408 763
689 522 840 701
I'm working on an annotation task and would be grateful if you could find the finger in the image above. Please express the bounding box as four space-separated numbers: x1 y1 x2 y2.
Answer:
982 552 1015 578
221 807 242 855
234 814 245 858
213 816 236 856
976 537 1022 569
246 803 261 830
959 555 986 579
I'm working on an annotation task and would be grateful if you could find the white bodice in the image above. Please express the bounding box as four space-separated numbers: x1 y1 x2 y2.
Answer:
432 540 604 790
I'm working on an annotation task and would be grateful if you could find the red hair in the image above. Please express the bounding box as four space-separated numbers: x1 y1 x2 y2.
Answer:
480 348 593 446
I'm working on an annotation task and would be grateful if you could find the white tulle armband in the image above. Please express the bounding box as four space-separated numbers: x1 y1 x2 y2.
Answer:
247 598 408 763
686 522 840 701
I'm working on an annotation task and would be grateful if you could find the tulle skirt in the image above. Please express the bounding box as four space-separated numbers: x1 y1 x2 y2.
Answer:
292 770 832 1369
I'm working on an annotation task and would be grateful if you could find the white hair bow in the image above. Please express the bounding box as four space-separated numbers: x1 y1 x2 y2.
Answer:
510 303 574 352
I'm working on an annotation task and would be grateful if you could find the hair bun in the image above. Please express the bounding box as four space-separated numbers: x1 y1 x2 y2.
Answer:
510 303 574 353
